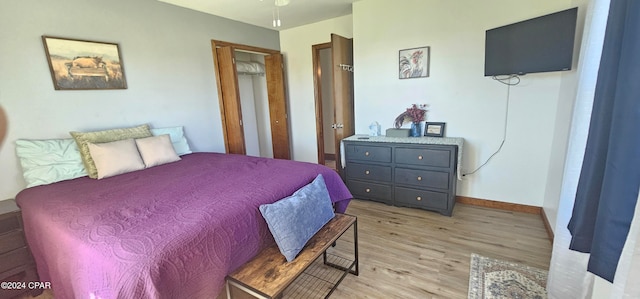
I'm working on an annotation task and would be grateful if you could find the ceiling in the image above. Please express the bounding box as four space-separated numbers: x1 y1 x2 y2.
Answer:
158 0 359 31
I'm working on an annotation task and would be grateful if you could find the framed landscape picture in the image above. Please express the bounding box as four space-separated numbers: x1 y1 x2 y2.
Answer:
42 36 127 90
399 46 430 79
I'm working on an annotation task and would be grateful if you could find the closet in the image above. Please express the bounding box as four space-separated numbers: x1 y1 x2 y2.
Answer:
211 40 290 159
235 53 272 157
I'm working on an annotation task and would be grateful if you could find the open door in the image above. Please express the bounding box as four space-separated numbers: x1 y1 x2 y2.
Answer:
216 46 246 155
331 34 355 174
265 53 291 160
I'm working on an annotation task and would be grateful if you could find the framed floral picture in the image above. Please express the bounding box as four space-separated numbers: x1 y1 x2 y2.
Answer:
42 36 127 90
399 46 430 79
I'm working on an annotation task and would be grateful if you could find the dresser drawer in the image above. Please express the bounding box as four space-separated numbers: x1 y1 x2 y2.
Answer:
0 213 20 235
0 247 33 274
348 180 392 203
0 230 26 255
0 266 40 299
345 144 392 163
346 163 392 182
395 168 449 190
395 147 452 168
395 187 448 210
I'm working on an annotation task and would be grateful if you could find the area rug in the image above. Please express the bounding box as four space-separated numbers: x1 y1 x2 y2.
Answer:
468 253 548 299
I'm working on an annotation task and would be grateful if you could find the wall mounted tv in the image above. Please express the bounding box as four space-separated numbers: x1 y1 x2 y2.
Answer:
484 7 578 76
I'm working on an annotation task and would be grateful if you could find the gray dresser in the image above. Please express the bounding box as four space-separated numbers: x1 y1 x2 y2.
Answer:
342 135 464 216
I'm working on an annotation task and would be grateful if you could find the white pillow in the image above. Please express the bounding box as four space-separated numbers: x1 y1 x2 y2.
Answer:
150 126 192 156
87 139 145 179
15 139 87 187
135 135 181 168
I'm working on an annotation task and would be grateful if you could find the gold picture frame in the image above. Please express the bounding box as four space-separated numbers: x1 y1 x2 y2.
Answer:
42 36 127 90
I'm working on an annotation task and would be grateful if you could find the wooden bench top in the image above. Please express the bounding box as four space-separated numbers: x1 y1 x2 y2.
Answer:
227 213 356 299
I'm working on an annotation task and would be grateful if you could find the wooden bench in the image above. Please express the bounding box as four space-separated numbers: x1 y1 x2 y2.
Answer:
226 213 358 299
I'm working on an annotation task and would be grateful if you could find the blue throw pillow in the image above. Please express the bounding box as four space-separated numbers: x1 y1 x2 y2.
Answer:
259 174 335 262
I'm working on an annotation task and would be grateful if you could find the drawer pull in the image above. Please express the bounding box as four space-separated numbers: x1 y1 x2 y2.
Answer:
416 196 422 201
365 170 370 175
365 151 370 156
365 188 371 193
417 176 422 181
418 155 423 160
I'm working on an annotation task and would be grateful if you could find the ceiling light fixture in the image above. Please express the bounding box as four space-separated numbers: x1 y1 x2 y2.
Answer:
271 0 289 28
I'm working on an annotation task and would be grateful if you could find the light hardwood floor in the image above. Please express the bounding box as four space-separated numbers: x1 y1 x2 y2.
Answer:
328 199 552 299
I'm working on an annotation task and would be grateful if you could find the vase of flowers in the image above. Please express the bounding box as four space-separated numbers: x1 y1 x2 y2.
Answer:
409 122 422 137
394 104 428 137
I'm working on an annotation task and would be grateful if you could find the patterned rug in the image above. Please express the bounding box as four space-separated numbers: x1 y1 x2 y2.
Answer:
468 253 548 299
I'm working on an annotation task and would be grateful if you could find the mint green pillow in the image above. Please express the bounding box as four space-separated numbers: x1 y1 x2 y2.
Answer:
70 124 152 179
150 126 192 156
15 138 87 187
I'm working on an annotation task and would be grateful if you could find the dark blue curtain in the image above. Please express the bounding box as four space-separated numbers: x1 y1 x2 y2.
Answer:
568 0 640 283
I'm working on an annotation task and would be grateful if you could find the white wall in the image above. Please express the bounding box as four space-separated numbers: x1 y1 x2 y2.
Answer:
279 15 353 162
250 55 273 158
352 0 579 206
0 0 279 199
238 73 261 157
542 0 589 232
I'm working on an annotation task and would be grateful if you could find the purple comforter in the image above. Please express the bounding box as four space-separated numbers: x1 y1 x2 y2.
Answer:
16 153 352 299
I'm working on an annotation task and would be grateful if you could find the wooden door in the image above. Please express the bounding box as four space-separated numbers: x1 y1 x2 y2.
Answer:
265 54 291 160
216 46 245 154
331 34 355 173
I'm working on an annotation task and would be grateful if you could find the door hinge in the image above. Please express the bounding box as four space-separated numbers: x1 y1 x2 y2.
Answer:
239 119 243 126
232 57 235 64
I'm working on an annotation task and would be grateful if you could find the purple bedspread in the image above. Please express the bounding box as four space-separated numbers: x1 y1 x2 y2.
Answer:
16 153 352 299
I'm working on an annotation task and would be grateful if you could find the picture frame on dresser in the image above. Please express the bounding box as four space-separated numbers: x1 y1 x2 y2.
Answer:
424 122 446 137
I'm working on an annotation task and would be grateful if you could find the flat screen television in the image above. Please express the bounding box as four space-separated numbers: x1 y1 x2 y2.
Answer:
484 7 578 76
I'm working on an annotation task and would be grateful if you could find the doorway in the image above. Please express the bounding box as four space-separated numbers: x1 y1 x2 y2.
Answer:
313 34 355 176
211 40 291 159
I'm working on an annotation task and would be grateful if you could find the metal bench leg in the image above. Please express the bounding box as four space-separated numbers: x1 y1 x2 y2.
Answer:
323 219 359 276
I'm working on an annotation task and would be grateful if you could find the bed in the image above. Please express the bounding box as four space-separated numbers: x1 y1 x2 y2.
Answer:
15 153 352 298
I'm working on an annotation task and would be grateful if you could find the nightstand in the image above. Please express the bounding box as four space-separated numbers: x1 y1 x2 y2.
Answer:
0 199 40 298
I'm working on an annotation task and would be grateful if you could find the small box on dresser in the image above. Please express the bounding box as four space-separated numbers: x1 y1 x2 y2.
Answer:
343 135 463 216
0 199 40 299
